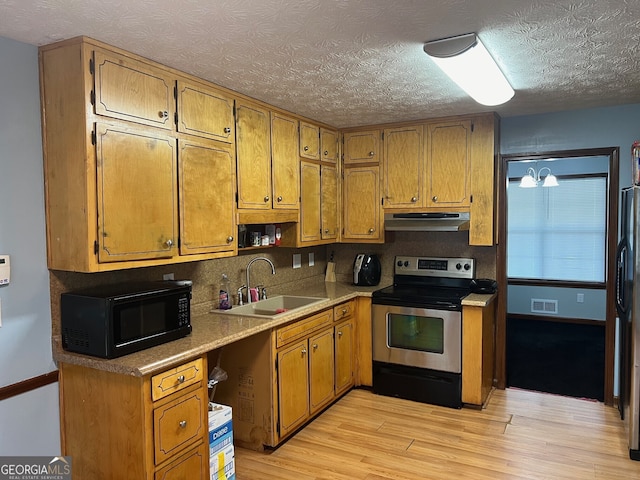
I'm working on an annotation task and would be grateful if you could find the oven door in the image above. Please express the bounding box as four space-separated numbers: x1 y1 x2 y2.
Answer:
372 303 461 373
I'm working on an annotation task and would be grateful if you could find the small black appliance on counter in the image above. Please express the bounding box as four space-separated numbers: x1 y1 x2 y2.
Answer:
353 253 381 286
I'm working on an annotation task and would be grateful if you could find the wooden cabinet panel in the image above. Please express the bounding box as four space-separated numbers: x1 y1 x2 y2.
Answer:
278 340 310 436
299 122 320 160
300 161 321 242
342 166 383 241
335 319 355 395
383 125 424 209
95 122 178 262
176 80 235 143
178 139 236 255
151 358 204 402
320 128 339 163
236 101 272 209
93 49 175 130
276 309 333 348
153 387 206 465
309 329 335 414
154 444 208 480
333 299 355 323
343 130 380 164
271 112 300 209
321 164 339 240
426 120 472 208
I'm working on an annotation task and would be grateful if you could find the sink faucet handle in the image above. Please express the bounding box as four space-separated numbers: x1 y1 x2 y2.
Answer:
261 287 267 300
237 285 247 306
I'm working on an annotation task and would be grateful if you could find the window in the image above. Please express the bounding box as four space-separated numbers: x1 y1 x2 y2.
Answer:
507 174 607 282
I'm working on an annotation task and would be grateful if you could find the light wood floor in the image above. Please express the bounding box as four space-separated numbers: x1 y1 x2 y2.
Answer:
234 388 640 479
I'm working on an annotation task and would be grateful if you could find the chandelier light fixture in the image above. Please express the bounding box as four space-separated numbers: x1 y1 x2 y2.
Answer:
423 33 514 106
519 167 559 188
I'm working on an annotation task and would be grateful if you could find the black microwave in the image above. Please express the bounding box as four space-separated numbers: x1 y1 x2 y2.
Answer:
61 280 192 359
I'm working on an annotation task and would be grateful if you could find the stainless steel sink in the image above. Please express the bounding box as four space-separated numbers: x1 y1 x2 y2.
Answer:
220 295 327 318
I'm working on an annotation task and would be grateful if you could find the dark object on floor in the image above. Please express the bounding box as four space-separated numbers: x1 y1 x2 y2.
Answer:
506 317 605 401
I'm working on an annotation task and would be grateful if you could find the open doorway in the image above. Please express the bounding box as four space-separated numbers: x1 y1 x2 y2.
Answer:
496 147 620 405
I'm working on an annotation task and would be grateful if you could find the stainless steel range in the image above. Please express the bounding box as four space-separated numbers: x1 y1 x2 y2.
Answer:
371 255 475 409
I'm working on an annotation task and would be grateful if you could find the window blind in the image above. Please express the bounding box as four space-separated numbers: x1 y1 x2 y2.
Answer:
507 176 606 282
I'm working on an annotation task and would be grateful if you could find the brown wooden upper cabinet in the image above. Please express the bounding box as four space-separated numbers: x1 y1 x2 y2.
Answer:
271 112 300 209
93 48 175 130
39 37 239 271
299 122 320 160
383 125 424 209
176 80 235 143
425 119 472 208
343 130 380 164
320 128 339 163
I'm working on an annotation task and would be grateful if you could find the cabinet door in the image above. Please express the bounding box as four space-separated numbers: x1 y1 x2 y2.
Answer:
278 340 310 437
335 319 355 395
95 123 177 262
426 120 472 208
300 161 321 243
178 139 236 255
236 101 272 209
93 49 175 130
309 329 335 414
342 166 383 241
320 128 339 164
320 164 339 240
271 112 300 209
383 125 424 209
299 122 320 160
343 130 380 164
176 80 235 143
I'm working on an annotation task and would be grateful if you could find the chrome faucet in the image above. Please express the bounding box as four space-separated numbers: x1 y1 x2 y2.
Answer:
245 257 276 303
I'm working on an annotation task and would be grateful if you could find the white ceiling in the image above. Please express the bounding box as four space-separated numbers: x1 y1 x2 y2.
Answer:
1 0 640 128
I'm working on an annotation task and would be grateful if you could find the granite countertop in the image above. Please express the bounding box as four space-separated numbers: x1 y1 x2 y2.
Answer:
52 281 379 377
461 292 497 307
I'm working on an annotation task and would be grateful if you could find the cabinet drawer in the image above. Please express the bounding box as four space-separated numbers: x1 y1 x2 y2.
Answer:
153 386 206 465
276 309 333 348
151 358 204 402
333 300 356 322
154 442 208 480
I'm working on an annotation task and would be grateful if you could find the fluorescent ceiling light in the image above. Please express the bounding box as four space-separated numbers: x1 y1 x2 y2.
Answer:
423 33 514 106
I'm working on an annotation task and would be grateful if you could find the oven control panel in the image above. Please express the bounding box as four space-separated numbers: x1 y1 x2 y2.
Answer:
394 256 475 279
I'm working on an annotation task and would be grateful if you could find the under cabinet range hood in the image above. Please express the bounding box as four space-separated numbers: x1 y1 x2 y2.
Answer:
384 212 470 232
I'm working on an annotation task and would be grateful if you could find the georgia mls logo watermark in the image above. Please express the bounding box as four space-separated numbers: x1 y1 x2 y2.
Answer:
0 456 71 480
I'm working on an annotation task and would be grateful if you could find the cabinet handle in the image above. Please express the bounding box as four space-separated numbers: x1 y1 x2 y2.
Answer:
227 236 234 243
324 229 329 234
224 127 231 133
264 195 270 202
368 228 375 233
411 196 417 203
369 151 375 157
277 196 283 202
324 150 329 156
165 239 173 248
179 420 187 429
304 146 309 151
159 110 169 119
432 196 438 202
301 348 307 355
338 331 343 337
312 343 318 350
177 375 185 383
342 308 347 315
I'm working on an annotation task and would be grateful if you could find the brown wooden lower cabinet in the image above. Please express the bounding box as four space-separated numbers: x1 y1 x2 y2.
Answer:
214 301 357 450
462 296 497 406
59 355 209 480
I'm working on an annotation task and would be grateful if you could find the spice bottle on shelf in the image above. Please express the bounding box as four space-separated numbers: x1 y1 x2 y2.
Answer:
219 274 231 310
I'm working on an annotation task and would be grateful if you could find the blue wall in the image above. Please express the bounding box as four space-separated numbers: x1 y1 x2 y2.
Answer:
0 37 60 455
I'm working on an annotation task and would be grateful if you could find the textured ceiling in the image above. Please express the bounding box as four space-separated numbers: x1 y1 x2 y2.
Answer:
1 0 640 128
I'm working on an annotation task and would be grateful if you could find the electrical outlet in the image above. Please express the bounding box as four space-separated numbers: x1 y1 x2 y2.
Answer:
163 273 175 280
577 293 584 303
308 253 315 267
293 254 301 269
